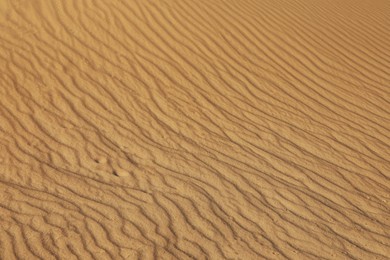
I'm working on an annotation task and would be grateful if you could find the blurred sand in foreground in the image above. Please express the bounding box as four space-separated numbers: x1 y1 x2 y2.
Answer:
0 0 389 259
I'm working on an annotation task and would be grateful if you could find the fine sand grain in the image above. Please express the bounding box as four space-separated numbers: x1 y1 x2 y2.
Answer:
0 0 389 259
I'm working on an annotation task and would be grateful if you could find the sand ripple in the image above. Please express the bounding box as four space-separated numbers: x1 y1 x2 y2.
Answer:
0 0 389 259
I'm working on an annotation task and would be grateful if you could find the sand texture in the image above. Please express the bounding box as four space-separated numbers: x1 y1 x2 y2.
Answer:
0 0 389 259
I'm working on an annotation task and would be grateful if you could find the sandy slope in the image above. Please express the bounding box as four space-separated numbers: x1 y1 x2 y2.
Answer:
0 0 389 259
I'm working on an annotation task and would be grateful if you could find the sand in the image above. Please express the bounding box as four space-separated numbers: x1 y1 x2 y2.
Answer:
0 0 389 259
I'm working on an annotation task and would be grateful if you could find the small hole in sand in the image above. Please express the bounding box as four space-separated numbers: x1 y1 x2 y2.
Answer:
113 169 129 177
94 156 107 164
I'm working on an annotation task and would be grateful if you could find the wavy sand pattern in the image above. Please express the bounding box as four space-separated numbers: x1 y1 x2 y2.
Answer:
0 0 389 259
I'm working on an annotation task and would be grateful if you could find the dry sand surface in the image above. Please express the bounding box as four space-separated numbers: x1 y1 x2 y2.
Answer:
0 0 389 259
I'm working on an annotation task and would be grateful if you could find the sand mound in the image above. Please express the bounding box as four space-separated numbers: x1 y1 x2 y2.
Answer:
0 0 389 259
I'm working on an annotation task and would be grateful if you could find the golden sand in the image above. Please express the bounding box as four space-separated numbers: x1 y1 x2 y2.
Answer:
0 0 389 259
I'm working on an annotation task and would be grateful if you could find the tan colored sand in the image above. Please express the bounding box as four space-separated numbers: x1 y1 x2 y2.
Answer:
0 0 389 259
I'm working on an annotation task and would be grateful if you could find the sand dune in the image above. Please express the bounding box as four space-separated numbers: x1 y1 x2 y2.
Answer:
0 0 389 259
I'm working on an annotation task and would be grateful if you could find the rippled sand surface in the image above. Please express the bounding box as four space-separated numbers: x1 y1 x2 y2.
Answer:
0 0 389 259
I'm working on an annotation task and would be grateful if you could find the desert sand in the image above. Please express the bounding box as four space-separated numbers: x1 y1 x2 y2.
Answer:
0 0 389 259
